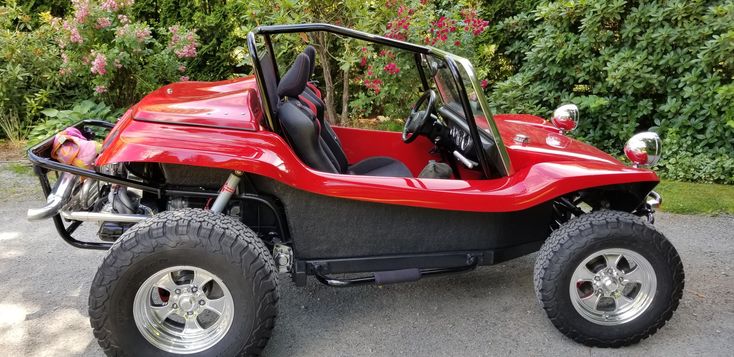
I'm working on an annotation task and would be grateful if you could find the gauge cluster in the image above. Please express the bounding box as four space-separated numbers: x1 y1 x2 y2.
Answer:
449 124 473 152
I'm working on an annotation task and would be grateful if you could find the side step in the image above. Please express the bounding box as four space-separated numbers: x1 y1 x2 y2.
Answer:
312 264 477 287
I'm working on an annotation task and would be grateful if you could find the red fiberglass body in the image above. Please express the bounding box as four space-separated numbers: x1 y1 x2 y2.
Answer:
96 76 658 213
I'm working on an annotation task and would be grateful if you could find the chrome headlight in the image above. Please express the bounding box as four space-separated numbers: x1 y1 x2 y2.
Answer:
551 104 579 133
624 132 661 167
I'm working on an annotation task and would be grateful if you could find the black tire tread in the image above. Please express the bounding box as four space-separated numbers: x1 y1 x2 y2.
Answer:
89 208 279 356
533 210 684 347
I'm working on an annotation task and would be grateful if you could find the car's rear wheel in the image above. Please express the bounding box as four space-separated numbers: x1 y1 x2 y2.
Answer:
534 210 684 347
89 209 278 356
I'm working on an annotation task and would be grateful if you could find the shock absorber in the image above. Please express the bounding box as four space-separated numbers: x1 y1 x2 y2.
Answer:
210 171 243 213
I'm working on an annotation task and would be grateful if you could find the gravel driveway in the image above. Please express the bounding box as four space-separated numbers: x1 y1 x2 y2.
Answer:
1 164 732 356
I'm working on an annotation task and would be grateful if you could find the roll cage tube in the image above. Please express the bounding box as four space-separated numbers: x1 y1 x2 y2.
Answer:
246 23 512 177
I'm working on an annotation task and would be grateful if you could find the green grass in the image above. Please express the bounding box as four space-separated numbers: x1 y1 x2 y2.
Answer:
656 180 734 215
7 162 33 176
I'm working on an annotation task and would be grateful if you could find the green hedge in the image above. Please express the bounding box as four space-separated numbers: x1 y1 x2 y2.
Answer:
490 0 734 183
2 0 733 184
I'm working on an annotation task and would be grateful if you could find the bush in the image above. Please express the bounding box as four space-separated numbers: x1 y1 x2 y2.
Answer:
130 0 247 80
490 0 734 183
0 1 69 142
348 1 490 121
53 0 199 108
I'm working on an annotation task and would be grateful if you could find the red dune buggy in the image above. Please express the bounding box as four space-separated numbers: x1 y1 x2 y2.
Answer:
26 24 683 356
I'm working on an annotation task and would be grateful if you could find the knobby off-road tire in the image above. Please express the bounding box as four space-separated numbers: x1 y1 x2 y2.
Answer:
89 209 278 356
534 210 684 347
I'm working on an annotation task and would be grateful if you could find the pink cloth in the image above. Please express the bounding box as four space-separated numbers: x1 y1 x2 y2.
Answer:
51 127 101 169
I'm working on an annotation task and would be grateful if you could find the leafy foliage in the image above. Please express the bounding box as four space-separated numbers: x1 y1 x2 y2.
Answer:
53 0 199 108
28 100 120 144
130 0 247 80
490 0 734 183
2 0 733 184
0 1 70 142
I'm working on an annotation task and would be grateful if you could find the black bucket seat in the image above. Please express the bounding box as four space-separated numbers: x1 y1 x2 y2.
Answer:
275 53 412 177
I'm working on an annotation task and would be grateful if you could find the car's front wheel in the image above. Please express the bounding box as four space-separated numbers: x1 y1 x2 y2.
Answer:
534 210 684 347
89 209 278 356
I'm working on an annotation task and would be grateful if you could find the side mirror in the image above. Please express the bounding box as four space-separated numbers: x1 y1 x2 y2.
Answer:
551 104 579 133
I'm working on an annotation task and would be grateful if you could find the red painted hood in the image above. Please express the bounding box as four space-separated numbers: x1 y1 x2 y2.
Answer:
493 114 623 171
131 76 264 131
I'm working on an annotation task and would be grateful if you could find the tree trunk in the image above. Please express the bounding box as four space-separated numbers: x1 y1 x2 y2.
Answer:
341 66 350 124
312 32 339 125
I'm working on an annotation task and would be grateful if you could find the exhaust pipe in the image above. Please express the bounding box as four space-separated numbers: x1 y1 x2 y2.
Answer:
59 210 148 223
27 172 79 221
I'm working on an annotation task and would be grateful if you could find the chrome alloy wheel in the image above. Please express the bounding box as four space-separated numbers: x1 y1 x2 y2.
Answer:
569 248 656 325
133 266 235 354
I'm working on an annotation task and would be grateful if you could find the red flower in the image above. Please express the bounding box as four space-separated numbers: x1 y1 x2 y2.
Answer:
383 62 400 75
481 79 489 89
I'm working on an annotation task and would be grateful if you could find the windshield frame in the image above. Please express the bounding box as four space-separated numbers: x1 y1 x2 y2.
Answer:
426 49 512 177
248 23 513 177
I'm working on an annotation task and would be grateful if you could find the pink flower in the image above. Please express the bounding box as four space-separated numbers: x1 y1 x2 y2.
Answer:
115 24 129 38
101 0 119 11
178 65 186 72
480 79 488 89
175 43 197 58
50 17 62 29
72 0 90 23
360 57 367 67
96 17 112 29
90 53 107 75
95 85 108 93
179 76 190 81
135 26 152 42
117 14 130 24
61 52 69 64
69 27 83 44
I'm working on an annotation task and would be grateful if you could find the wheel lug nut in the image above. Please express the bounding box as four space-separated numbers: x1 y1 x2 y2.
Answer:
594 276 600 281
175 289 181 294
172 303 178 309
199 300 206 305
192 287 198 293
596 289 603 295
187 311 193 315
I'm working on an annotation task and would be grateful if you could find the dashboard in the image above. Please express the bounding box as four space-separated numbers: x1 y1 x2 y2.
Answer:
439 106 477 160
449 124 473 153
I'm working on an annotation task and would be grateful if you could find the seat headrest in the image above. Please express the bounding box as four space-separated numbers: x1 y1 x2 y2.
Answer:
277 53 310 98
304 45 316 77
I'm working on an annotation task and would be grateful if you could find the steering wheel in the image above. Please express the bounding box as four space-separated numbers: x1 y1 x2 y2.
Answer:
402 89 437 143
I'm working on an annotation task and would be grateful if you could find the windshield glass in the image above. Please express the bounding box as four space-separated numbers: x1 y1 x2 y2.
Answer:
424 51 511 175
425 54 493 138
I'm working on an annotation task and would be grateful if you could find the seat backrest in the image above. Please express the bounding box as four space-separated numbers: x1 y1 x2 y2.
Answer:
276 54 340 174
300 46 350 172
258 51 279 120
